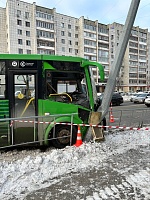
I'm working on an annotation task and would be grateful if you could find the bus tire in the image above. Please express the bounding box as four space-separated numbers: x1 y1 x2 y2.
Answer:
51 125 77 149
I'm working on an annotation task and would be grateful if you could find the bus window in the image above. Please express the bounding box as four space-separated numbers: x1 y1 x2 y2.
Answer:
15 75 34 99
57 81 76 93
45 69 88 107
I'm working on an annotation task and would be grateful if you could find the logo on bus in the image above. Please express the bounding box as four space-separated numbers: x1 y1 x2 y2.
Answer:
12 61 18 67
20 61 34 67
20 61 26 67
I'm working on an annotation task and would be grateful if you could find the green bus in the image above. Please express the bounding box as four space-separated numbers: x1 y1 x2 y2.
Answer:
0 54 104 149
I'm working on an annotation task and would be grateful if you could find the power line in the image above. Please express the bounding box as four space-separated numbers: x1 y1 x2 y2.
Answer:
54 0 63 7
100 0 121 20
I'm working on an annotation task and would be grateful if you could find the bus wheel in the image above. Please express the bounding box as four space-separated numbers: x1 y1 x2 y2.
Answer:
51 125 77 149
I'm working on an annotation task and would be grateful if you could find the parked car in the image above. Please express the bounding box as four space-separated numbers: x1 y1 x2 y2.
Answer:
130 93 138 102
144 97 150 107
111 93 124 105
98 93 124 106
133 93 150 104
130 92 143 102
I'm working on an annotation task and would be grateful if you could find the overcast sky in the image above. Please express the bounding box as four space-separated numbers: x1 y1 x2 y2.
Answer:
0 0 150 30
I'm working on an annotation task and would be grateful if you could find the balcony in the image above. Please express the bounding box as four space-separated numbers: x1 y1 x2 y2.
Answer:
37 45 55 50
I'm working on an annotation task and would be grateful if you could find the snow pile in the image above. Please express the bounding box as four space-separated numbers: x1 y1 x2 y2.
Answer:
0 130 149 199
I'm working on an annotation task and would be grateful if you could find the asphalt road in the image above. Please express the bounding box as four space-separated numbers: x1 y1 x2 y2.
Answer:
105 101 150 129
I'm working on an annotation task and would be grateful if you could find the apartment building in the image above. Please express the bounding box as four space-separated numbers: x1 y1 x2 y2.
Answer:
109 22 148 92
148 32 150 91
0 7 7 53
0 0 149 92
55 13 79 56
36 6 55 55
77 17 109 92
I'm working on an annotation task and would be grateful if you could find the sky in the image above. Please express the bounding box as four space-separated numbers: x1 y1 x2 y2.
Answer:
0 0 150 30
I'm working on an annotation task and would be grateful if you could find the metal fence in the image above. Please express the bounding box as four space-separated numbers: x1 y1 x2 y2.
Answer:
0 109 149 150
0 113 77 150
106 108 150 128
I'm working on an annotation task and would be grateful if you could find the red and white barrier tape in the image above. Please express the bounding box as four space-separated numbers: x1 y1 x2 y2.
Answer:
11 120 150 131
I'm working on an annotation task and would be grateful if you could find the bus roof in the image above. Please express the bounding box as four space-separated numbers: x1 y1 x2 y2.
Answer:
0 54 87 63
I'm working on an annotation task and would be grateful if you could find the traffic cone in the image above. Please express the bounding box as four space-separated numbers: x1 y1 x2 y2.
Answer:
109 112 115 123
109 102 114 123
74 125 83 147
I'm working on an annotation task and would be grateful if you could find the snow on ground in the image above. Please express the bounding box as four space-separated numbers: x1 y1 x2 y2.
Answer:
0 129 150 199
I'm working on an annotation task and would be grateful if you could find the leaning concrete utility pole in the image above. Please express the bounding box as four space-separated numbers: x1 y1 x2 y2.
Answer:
98 0 141 119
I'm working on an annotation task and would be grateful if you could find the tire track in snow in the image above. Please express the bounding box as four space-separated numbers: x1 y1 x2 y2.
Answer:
88 169 150 200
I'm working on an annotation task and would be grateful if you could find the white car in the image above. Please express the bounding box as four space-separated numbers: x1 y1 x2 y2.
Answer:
130 92 143 102
130 93 138 102
144 97 150 107
133 93 150 104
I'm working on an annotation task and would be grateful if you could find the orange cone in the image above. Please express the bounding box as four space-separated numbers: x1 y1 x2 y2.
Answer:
109 111 114 123
109 102 114 123
74 125 83 147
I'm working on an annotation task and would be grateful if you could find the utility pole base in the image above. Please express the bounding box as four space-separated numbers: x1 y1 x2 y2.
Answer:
89 111 104 141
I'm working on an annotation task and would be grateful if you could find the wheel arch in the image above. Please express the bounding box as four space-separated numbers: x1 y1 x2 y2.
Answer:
44 116 80 145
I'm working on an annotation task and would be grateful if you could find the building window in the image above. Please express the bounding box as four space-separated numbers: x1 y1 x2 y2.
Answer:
61 39 65 44
18 39 23 45
25 21 30 27
84 31 96 39
26 31 30 37
18 29 22 35
18 48 23 54
61 23 64 28
37 30 54 39
26 40 31 46
17 10 21 17
75 34 78 38
25 12 29 19
27 50 31 54
75 42 78 46
36 21 54 30
75 49 78 55
69 48 72 53
37 49 55 55
75 26 78 31
84 47 96 54
36 11 54 21
84 39 96 47
68 32 71 37
17 19 22 26
98 27 108 34
62 47 65 52
68 24 71 29
61 31 65 36
84 24 96 31
69 40 72 45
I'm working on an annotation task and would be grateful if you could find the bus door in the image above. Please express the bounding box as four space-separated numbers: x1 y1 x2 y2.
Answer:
8 72 37 145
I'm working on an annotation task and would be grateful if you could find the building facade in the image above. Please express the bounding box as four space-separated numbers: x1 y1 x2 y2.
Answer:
0 0 149 92
109 23 148 92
